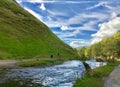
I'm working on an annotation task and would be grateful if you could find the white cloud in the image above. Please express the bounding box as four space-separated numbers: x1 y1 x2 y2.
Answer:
16 2 110 29
107 6 120 17
44 20 65 28
40 3 46 11
70 40 90 48
47 12 109 29
16 0 22 3
82 13 109 21
67 12 109 25
53 29 81 38
86 1 108 10
47 10 67 16
67 14 84 25
16 0 90 4
63 1 91 4
91 17 120 44
60 21 98 31
61 25 69 31
111 12 117 19
86 1 120 19
77 21 98 31
24 7 43 21
16 0 55 3
48 12 110 29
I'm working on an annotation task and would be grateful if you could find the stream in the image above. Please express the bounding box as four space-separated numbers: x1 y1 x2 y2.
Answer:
0 60 107 87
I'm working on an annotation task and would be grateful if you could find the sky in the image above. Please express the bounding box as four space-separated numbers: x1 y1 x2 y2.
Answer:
16 0 120 48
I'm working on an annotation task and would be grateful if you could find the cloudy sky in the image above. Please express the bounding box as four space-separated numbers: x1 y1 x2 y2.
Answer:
16 0 120 48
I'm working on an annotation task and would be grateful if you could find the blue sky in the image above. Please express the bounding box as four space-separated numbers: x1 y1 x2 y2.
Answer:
16 0 120 48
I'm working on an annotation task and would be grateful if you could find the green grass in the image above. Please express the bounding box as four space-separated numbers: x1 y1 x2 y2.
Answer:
19 59 65 67
0 78 46 87
74 61 120 87
0 0 77 59
19 56 83 67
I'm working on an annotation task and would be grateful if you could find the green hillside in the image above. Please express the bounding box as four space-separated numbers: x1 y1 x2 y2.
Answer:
0 0 76 59
78 31 120 60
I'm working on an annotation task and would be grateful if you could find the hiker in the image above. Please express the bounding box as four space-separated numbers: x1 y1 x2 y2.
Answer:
57 52 61 58
50 54 53 59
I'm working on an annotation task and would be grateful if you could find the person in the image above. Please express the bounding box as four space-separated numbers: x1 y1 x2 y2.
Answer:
57 52 61 58
50 54 53 58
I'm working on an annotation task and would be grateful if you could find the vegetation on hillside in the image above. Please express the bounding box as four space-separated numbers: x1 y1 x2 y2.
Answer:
78 31 120 61
0 0 77 59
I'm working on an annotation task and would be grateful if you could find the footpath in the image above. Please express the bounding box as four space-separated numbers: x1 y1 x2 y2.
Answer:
104 65 120 87
0 58 50 68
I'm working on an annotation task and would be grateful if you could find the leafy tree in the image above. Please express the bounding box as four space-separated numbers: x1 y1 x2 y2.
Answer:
78 31 120 61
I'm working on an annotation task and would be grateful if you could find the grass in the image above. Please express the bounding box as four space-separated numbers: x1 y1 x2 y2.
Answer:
74 61 120 87
0 78 46 87
19 58 65 67
19 56 83 67
0 0 77 59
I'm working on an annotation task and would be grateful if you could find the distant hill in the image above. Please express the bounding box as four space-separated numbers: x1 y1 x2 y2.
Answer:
78 31 120 60
0 0 76 59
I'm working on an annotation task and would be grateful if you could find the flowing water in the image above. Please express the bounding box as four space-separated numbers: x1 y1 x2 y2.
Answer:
0 60 107 87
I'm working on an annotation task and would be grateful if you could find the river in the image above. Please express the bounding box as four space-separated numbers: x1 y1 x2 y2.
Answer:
0 60 107 87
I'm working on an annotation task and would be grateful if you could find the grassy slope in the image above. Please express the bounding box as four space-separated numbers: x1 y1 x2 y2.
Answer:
0 0 76 59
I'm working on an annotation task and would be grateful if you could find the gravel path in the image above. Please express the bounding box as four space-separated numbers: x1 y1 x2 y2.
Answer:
0 60 18 68
104 65 120 87
0 58 50 68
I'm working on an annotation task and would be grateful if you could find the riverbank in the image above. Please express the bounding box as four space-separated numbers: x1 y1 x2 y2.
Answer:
0 57 75 68
0 60 18 68
0 58 58 68
74 61 120 87
19 58 65 67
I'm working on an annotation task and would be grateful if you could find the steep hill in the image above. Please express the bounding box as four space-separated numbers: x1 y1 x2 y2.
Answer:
0 0 76 59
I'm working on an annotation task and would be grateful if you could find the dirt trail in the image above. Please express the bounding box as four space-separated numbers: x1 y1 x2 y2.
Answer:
0 58 50 68
0 60 18 68
104 65 120 87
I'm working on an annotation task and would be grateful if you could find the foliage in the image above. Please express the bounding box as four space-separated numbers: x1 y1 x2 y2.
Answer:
0 78 46 87
78 31 120 60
